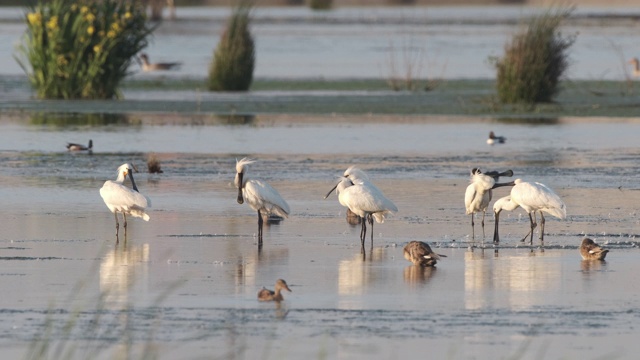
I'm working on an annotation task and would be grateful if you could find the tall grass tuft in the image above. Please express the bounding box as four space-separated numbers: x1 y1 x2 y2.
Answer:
147 153 163 174
16 0 153 99
494 7 575 104
208 0 255 92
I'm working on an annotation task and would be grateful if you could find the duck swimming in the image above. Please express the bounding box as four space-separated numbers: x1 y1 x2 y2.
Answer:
66 139 92 151
258 279 292 302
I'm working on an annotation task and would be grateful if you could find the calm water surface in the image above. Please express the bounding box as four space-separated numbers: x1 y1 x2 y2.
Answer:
1 114 640 359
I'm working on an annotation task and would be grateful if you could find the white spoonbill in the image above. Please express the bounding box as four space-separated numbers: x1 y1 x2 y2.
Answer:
338 166 379 226
327 166 395 234
464 168 513 240
492 179 566 245
580 238 609 261
235 158 290 247
99 163 150 242
325 176 397 252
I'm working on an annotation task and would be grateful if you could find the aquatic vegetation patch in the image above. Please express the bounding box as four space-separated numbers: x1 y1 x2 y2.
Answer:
493 6 575 104
16 0 154 99
208 0 255 92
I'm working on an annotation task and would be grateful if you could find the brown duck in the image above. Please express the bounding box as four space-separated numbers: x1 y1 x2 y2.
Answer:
580 238 609 261
403 241 446 267
138 53 182 72
258 279 292 302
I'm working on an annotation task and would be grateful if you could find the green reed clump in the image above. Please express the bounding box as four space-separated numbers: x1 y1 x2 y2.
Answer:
494 7 575 104
16 0 153 99
208 1 255 92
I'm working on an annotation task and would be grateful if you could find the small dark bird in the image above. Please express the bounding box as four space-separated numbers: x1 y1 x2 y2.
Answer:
258 279 292 302
403 241 446 267
66 139 92 151
138 53 182 72
580 238 609 261
487 131 506 145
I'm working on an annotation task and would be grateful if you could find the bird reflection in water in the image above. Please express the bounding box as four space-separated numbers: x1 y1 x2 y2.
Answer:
403 265 437 285
581 259 607 272
273 301 290 320
464 250 561 310
99 243 150 307
338 247 386 296
231 248 290 294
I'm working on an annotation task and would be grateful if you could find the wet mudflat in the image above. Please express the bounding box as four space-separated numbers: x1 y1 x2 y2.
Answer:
1 115 640 359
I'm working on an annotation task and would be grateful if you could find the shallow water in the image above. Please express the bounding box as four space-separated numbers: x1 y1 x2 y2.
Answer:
1 114 640 359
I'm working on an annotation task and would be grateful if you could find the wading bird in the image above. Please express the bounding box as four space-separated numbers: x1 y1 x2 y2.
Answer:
464 168 514 240
326 166 398 244
487 131 506 145
580 238 609 261
99 163 150 242
66 139 92 152
325 176 397 252
234 158 290 247
138 53 182 72
403 241 446 267
258 279 292 302
492 179 566 245
343 166 376 226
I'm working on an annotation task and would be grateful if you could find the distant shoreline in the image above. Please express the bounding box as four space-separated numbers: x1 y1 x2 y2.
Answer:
185 0 639 7
1 1 633 7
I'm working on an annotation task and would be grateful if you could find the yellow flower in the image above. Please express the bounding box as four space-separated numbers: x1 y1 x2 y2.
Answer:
27 12 41 26
85 13 95 22
93 45 101 53
46 16 58 31
87 26 94 35
80 6 89 14
124 12 132 20
107 30 116 38
71 4 77 11
56 55 68 66
110 22 120 32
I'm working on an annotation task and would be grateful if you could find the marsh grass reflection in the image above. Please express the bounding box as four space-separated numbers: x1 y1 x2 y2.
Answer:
213 114 256 125
29 112 132 127
494 116 559 125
